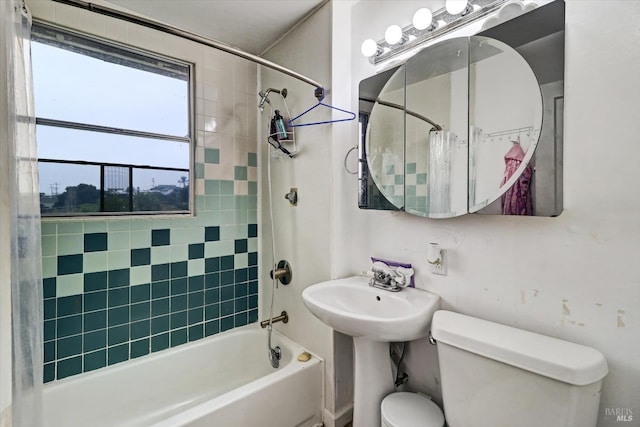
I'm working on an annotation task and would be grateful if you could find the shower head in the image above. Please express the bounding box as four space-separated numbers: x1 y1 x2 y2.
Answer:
258 91 271 111
258 88 287 111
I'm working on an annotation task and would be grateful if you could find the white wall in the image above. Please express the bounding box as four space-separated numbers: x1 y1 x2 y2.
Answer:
258 2 336 422
328 1 640 425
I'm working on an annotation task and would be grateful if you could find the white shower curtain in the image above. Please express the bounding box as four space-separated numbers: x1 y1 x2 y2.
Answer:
1 0 44 425
428 130 454 214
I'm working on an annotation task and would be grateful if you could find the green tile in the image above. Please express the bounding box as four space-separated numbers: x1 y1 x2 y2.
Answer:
406 163 417 174
234 210 247 225
151 333 169 352
188 243 205 260
235 195 248 210
220 195 234 210
83 330 106 352
58 234 83 256
248 210 257 224
248 181 257 196
131 339 150 359
195 163 205 179
56 274 84 297
234 166 247 180
417 173 427 184
170 328 188 347
84 271 107 292
57 221 83 234
248 195 257 210
41 235 57 257
131 248 151 266
130 230 151 249
108 325 129 345
220 180 234 195
152 229 170 246
108 232 130 251
84 252 108 274
108 343 129 365
84 350 106 372
41 222 57 236
204 180 219 195
56 335 82 359
58 254 83 275
84 233 108 253
195 195 206 211
247 152 257 167
108 250 130 270
57 356 82 379
83 221 107 233
204 148 220 164
205 195 220 211
108 269 130 288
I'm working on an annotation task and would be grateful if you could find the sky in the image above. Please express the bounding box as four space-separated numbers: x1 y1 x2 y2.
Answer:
31 39 190 194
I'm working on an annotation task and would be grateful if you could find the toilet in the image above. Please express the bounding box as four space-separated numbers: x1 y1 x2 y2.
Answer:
381 310 608 427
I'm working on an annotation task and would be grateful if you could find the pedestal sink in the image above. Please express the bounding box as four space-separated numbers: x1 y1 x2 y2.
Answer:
302 276 440 427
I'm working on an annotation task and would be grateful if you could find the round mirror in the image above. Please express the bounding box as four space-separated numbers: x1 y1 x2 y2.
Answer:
468 36 542 214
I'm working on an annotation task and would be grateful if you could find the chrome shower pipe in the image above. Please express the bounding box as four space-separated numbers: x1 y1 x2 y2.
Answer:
52 0 325 94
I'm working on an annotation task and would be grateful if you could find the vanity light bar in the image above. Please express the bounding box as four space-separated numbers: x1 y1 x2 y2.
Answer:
367 0 509 65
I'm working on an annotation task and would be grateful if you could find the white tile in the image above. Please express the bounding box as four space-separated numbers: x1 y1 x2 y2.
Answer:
188 259 205 276
84 252 108 274
130 266 151 286
56 274 83 297
151 246 172 264
234 253 248 269
108 250 130 270
171 244 188 262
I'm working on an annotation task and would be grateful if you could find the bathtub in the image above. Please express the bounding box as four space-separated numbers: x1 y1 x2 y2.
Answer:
43 325 323 427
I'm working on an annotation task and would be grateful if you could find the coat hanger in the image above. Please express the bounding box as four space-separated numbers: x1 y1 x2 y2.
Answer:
288 88 356 128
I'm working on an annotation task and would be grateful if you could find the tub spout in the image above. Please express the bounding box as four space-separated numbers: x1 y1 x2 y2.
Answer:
260 311 289 328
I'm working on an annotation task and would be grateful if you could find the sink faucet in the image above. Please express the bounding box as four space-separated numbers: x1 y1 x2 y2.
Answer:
369 261 414 292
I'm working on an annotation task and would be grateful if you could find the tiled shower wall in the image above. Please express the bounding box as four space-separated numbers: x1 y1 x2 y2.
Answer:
30 1 259 382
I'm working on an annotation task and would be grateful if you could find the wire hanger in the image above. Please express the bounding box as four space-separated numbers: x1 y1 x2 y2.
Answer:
288 88 356 128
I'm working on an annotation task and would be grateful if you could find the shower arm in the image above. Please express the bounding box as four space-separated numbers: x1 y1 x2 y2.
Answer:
51 0 325 99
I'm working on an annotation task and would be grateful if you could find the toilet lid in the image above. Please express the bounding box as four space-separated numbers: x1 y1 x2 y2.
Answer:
381 392 444 427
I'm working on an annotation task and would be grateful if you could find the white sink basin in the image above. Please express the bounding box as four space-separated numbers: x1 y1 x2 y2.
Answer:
302 275 440 341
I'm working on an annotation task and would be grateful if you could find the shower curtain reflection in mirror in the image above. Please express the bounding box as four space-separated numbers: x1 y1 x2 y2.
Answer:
428 130 455 215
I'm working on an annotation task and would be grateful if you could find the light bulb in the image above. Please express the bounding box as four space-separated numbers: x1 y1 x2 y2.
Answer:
384 25 404 45
446 0 471 15
412 8 434 30
361 39 380 58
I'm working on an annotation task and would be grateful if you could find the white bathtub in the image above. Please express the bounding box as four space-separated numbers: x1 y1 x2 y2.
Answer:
44 325 323 427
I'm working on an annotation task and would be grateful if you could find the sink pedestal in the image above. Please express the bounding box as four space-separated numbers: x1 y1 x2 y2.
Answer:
353 337 394 427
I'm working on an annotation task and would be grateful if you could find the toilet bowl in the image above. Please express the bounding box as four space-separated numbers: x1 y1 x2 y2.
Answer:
380 311 608 427
381 392 444 427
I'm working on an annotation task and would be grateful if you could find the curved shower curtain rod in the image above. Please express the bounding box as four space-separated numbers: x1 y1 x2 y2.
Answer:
51 0 326 99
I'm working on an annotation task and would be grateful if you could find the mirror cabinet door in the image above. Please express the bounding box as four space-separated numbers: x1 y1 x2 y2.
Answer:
358 65 405 210
468 36 542 214
404 37 468 218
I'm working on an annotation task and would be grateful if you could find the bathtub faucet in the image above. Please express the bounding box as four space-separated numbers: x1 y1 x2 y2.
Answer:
260 311 289 328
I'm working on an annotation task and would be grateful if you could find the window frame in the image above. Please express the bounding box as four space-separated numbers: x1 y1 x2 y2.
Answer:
32 21 195 218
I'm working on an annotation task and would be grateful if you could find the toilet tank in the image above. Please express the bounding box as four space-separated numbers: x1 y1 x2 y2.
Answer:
431 311 608 427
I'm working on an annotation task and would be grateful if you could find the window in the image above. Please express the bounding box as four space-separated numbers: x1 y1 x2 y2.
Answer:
32 23 192 216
